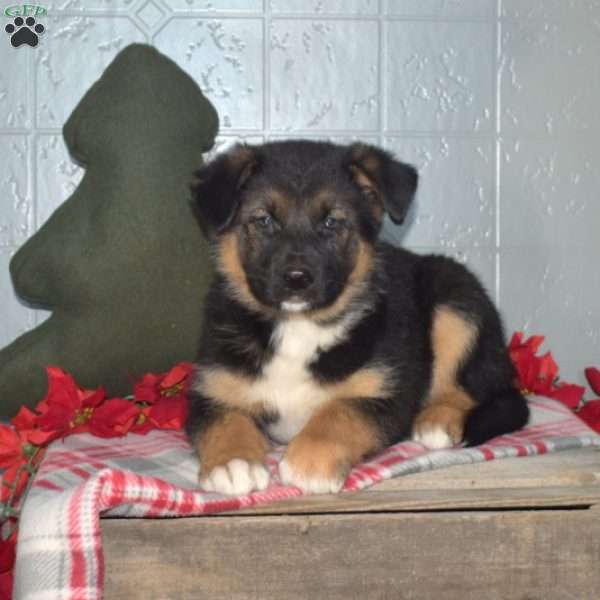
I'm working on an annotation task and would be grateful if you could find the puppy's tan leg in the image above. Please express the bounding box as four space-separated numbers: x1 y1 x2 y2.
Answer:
412 306 477 449
195 410 270 495
280 400 379 494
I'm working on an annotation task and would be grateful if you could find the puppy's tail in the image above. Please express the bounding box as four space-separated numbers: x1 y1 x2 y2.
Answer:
463 388 530 447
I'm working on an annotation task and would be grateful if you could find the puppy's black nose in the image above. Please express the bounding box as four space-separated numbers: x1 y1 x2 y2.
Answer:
283 268 314 291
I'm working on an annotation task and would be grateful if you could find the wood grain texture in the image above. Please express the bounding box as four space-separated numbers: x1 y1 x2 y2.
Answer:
102 449 600 599
103 507 600 600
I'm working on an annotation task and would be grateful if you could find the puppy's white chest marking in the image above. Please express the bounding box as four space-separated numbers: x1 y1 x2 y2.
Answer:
248 318 347 443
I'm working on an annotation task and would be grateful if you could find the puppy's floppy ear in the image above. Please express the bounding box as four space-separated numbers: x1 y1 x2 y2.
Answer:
345 143 418 225
191 144 259 232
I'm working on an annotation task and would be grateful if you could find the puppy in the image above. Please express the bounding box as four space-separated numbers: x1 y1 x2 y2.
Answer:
186 140 529 496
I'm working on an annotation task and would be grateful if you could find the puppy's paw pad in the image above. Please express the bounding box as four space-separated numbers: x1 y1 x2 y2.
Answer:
279 458 345 495
201 459 270 495
412 426 454 449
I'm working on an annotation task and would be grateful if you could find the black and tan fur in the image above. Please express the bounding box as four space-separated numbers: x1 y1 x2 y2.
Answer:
186 140 529 495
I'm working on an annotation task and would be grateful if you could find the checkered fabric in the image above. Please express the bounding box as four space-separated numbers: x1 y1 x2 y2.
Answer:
13 396 600 600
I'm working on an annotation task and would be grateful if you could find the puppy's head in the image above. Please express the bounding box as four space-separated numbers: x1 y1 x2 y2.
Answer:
192 140 417 319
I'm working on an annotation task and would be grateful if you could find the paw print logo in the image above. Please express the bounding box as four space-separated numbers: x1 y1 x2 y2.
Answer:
5 16 45 48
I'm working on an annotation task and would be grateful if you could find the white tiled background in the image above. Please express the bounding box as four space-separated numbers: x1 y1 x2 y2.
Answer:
1 0 599 386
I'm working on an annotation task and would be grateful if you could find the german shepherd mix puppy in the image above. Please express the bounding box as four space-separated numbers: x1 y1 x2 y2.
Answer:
186 140 529 495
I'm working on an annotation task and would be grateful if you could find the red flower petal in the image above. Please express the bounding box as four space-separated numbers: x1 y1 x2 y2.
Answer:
508 333 557 395
584 367 600 396
23 428 61 447
0 426 22 469
88 398 139 438
547 383 586 410
511 350 537 390
577 400 600 434
525 335 545 354
36 367 104 434
508 331 523 350
148 395 189 431
35 368 82 430
507 332 586 406
78 386 106 409
508 332 545 354
537 352 559 388
11 406 39 432
133 363 194 404
511 349 556 395
37 366 80 412
133 373 162 404
159 362 193 391
10 407 60 446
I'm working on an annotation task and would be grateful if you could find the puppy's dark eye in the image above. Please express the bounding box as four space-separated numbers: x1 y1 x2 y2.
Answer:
324 215 337 229
256 214 273 228
322 214 347 232
251 213 278 231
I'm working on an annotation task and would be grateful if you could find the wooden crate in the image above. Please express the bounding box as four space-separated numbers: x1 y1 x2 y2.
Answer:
102 448 600 599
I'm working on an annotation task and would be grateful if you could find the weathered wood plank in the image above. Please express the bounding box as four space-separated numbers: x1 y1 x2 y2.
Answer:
223 448 600 514
103 507 600 600
223 484 600 515
377 447 600 490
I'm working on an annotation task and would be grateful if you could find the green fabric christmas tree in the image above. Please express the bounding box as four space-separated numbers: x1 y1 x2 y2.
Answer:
0 44 218 417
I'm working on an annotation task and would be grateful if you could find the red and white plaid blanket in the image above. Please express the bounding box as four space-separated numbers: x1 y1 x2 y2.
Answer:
13 395 600 599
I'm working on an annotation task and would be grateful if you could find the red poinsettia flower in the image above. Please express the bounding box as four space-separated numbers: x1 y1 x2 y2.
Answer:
0 362 194 597
130 400 188 435
87 398 140 438
508 332 586 410
10 407 60 447
584 367 600 396
133 362 193 405
131 390 189 434
508 333 558 395
130 362 192 434
35 367 105 436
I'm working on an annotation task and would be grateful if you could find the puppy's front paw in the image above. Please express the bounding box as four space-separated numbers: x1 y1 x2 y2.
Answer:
200 458 270 495
279 458 345 494
412 404 464 449
412 426 455 449
279 436 349 494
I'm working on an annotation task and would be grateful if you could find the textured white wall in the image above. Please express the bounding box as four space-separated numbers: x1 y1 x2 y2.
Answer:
1 1 598 385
